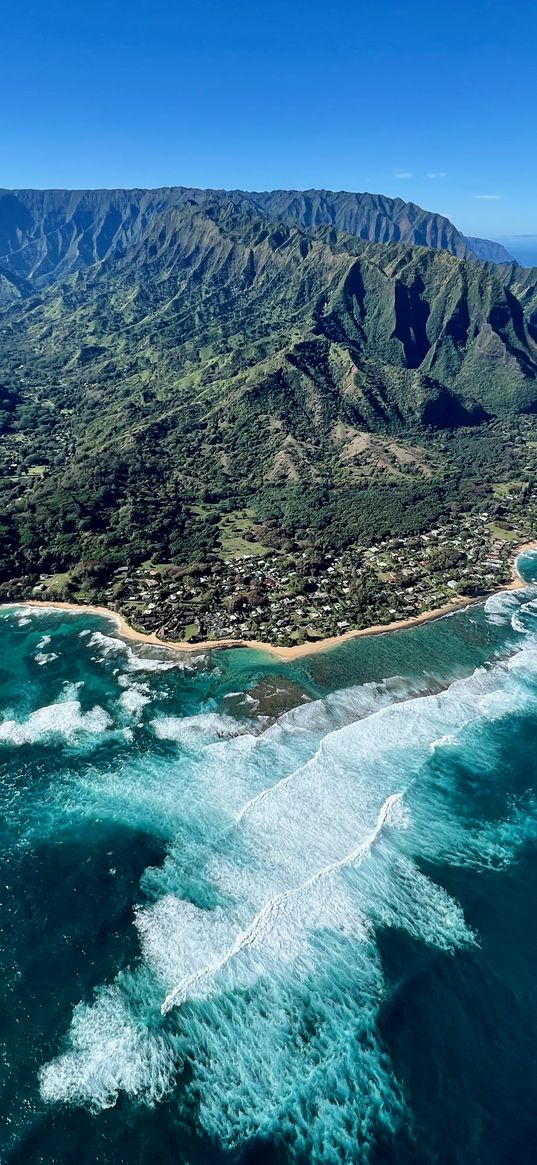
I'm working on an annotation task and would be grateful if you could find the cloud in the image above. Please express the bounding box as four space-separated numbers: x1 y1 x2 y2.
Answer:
475 194 502 200
394 171 413 179
427 172 447 179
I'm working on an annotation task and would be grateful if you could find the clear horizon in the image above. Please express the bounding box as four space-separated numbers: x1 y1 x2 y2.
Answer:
1 0 536 244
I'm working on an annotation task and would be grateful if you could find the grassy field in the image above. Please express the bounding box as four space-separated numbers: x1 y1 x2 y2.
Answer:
217 511 271 560
487 522 519 542
182 622 199 641
42 572 71 593
492 481 527 500
187 504 272 560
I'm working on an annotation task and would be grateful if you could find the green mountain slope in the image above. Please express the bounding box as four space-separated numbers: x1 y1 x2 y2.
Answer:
0 191 537 585
0 185 508 291
3 199 537 434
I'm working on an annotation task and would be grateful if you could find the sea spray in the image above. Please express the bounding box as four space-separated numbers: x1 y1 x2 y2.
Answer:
3 576 537 1163
39 638 537 1158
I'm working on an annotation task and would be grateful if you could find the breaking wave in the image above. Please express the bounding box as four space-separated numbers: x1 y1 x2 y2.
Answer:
37 614 537 1161
86 630 193 672
150 711 250 746
6 582 537 1160
0 696 111 747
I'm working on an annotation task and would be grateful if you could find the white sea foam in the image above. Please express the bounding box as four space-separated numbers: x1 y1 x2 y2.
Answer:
161 793 406 1013
190 961 407 1160
0 699 111 746
87 631 183 673
158 676 427 826
39 973 183 1110
509 596 537 637
484 590 522 625
150 712 249 746
118 681 152 719
34 651 60 665
38 634 537 1158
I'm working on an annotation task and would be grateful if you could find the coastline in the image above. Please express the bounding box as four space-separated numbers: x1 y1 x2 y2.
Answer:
10 539 537 663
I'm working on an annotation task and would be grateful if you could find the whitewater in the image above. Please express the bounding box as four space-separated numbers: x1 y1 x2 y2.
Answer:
3 555 537 1163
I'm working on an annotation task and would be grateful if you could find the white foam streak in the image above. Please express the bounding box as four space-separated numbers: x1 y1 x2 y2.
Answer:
150 712 248 745
118 681 152 718
484 590 521 625
87 630 185 672
38 627 537 1156
161 793 405 1013
234 751 318 823
34 651 60 665
39 977 182 1110
0 699 111 746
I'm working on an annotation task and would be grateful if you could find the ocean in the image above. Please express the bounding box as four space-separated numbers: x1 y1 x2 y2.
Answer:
2 555 537 1164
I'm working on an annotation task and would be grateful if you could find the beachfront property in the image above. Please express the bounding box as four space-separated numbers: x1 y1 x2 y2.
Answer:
7 510 523 648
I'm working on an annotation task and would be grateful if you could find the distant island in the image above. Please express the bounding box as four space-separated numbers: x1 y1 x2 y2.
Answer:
1 185 536 643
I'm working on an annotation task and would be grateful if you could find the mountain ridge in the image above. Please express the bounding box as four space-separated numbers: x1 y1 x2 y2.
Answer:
463 235 516 263
0 188 537 583
0 185 512 291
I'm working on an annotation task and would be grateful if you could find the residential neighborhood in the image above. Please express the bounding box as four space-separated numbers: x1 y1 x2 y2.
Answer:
13 509 523 647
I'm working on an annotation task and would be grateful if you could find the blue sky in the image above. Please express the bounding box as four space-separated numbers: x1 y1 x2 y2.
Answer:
2 0 536 249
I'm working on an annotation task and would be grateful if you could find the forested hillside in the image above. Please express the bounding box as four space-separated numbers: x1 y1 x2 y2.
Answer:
0 187 536 600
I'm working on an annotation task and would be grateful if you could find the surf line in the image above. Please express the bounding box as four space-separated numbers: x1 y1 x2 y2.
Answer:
161 792 404 1015
235 747 320 824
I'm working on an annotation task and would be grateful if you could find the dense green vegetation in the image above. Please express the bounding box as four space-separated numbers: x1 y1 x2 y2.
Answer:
0 186 536 601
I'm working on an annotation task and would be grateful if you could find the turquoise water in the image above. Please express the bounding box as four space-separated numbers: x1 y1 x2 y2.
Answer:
3 558 537 1163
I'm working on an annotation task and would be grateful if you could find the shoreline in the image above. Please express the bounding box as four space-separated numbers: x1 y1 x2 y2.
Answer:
9 539 537 663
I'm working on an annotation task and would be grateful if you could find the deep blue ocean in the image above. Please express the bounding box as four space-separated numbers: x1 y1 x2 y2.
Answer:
3 555 537 1164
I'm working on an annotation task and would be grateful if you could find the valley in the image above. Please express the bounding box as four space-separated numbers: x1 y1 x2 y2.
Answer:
1 186 537 644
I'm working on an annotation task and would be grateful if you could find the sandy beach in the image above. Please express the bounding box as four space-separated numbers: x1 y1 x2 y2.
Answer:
12 539 537 663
